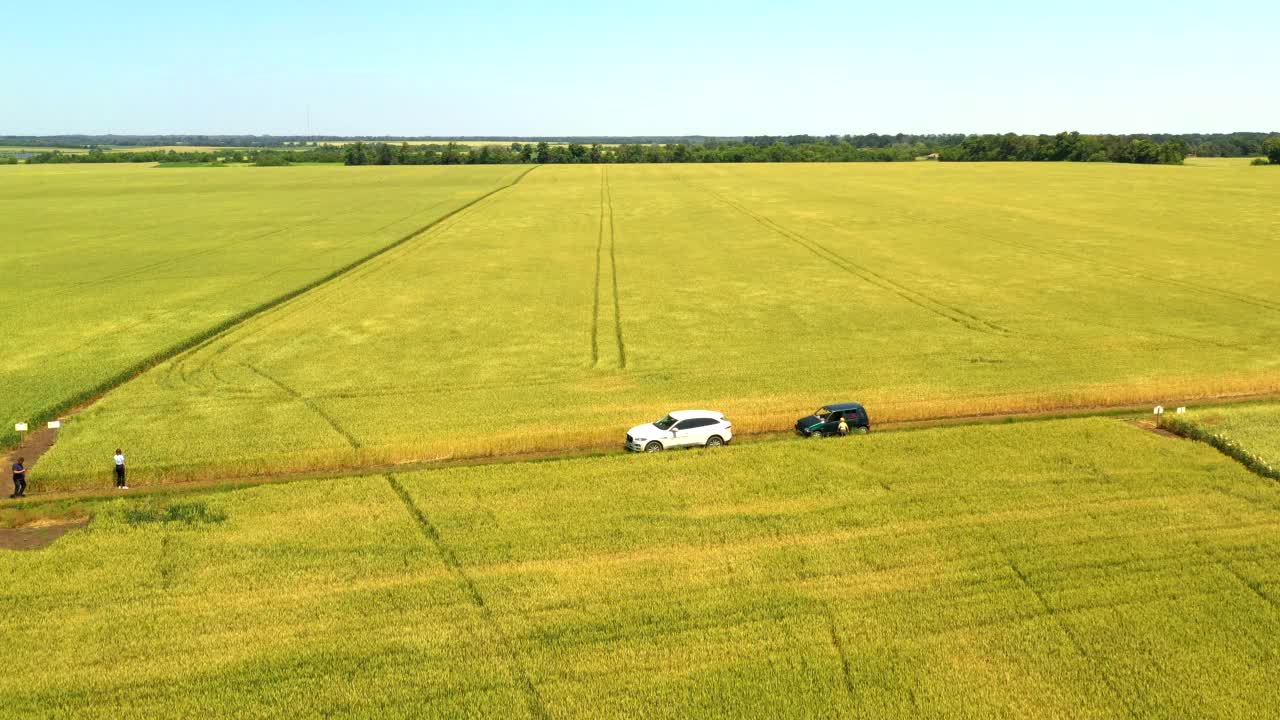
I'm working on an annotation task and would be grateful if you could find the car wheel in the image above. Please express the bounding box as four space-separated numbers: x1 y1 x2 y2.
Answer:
644 441 664 453
857 426 869 435
808 430 823 438
705 435 724 447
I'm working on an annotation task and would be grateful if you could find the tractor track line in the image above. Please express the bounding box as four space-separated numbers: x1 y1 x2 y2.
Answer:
171 174 520 381
243 364 362 450
823 605 858 702
1008 558 1140 720
802 172 1280 316
978 230 1280 315
755 203 1009 334
2 165 539 454
1198 542 1280 616
168 198 488 390
605 166 627 369
12 390 1280 507
386 474 549 720
681 177 1008 336
590 168 605 367
677 176 997 332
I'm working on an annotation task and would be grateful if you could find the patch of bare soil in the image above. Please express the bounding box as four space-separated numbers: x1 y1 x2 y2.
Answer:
4 422 61 470
1128 419 1184 439
0 518 88 551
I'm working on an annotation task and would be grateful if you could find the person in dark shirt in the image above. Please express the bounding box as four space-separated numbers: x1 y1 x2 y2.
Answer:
10 457 26 498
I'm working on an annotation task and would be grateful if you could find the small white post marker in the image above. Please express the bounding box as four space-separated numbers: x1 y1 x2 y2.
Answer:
1153 406 1164 416
1175 407 1186 414
48 420 62 429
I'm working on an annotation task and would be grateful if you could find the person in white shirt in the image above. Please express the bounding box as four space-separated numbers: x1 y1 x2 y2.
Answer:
114 448 128 489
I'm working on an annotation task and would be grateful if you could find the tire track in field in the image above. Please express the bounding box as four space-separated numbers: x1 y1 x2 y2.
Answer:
1002 554 1139 719
590 168 605 367
1192 537 1280 615
163 169 536 393
789 172 1280 317
678 176 1010 336
591 167 627 369
976 229 1280 315
158 533 179 590
916 188 1280 316
385 474 549 720
242 363 361 449
1052 314 1243 351
605 167 628 368
823 604 857 702
8 166 540 455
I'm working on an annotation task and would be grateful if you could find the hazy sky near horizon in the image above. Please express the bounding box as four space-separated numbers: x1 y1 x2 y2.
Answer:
4 0 1276 136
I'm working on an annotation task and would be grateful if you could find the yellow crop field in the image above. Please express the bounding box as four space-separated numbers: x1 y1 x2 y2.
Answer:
4 159 1280 718
0 163 527 452
12 161 1279 487
4 418 1280 717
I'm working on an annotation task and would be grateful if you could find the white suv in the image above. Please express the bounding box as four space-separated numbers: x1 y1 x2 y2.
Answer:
626 410 733 452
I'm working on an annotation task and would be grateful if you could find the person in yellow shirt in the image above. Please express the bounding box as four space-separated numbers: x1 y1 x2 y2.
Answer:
837 416 850 436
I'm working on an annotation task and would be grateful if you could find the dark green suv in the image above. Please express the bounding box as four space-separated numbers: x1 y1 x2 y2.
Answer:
795 403 870 437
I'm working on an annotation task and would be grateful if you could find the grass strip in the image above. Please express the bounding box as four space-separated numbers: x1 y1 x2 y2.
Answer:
1159 414 1280 481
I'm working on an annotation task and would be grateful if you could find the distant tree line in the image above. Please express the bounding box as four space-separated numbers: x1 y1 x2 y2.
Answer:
3 132 1277 157
23 145 364 165
936 132 1189 164
24 148 292 164
340 140 920 165
736 132 1279 158
741 134 969 148
0 134 728 150
25 141 918 166
18 133 1280 168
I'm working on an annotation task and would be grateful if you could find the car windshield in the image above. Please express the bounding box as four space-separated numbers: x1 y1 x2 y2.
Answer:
653 415 678 430
814 407 831 419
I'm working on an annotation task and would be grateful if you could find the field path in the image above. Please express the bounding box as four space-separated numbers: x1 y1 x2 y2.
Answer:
10 391 1278 507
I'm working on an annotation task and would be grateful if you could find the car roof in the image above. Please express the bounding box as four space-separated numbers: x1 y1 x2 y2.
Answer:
822 402 865 412
667 409 724 420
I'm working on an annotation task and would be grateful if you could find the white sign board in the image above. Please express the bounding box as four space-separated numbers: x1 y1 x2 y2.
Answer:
48 420 62 429
1176 407 1186 414
1153 406 1164 415
14 422 27 432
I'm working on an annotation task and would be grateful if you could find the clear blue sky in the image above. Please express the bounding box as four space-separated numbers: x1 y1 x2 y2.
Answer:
4 0 1275 136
